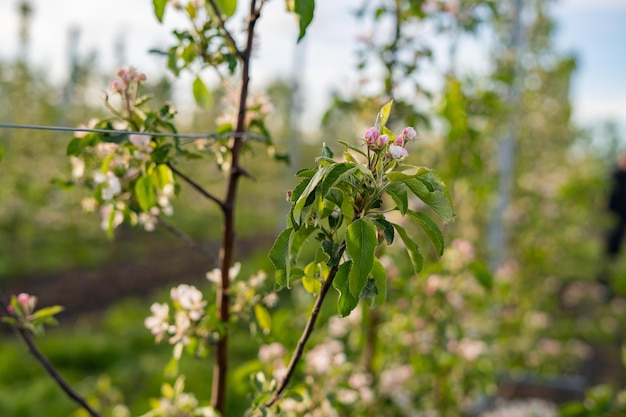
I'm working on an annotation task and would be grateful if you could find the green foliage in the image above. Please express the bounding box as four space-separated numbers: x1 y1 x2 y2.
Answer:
287 0 316 42
270 101 453 317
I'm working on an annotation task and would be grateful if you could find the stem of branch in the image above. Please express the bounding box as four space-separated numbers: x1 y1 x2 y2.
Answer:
211 0 265 413
167 162 225 210
156 216 215 261
206 0 244 59
265 248 345 408
0 291 102 417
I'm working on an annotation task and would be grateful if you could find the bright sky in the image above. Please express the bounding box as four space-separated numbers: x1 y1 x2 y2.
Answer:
0 0 625 138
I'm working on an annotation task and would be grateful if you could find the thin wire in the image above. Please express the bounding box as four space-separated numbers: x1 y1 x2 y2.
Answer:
0 123 267 143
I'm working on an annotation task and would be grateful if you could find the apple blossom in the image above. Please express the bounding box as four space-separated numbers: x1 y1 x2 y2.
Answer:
389 144 409 160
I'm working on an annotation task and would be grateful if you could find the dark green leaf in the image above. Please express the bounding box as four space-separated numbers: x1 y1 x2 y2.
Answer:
360 278 378 298
153 0 167 22
373 217 394 245
269 227 293 289
346 217 377 297
292 165 333 225
332 261 358 317
371 258 387 308
192 76 213 110
386 182 408 214
407 210 444 256
403 174 455 223
135 175 157 212
322 240 341 266
469 260 493 291
321 163 353 197
392 223 423 275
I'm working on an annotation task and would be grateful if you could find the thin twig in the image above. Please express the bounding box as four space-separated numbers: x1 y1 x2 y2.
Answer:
166 162 226 210
206 0 244 59
156 216 216 262
0 291 102 417
265 246 346 408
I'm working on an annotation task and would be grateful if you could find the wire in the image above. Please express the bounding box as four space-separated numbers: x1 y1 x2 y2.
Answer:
0 123 267 143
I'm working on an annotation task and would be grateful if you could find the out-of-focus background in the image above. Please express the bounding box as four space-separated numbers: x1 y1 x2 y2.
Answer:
2 0 626 416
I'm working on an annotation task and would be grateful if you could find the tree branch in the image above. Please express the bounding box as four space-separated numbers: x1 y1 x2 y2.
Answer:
206 0 244 59
156 216 216 262
0 291 102 417
265 246 345 408
167 162 225 210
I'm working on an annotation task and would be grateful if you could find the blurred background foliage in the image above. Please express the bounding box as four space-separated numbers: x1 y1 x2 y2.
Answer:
1 0 626 416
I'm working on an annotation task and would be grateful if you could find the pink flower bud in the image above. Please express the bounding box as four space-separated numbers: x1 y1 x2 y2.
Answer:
394 136 404 146
7 305 15 313
377 134 389 148
401 126 418 141
17 293 30 306
136 73 147 82
364 127 379 145
286 189 293 201
389 144 409 160
110 80 123 92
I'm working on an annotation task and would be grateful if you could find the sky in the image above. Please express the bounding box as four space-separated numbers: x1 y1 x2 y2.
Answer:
0 0 625 137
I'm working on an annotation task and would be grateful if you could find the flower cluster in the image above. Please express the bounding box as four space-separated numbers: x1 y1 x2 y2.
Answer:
145 284 207 347
364 125 418 160
68 67 178 234
2 292 63 336
140 377 217 417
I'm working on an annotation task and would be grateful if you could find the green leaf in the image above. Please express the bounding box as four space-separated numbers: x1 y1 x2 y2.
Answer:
153 164 174 190
192 76 213 110
375 100 393 128
322 240 341 266
321 163 353 197
135 175 157 212
215 0 237 16
254 304 271 332
392 223 423 275
402 174 455 223
371 258 387 308
468 260 493 291
407 210 444 256
287 0 316 42
338 140 367 158
373 217 394 245
332 261 358 317
31 306 64 320
292 165 333 225
385 182 408 214
153 0 167 22
346 217 377 297
269 228 292 289
386 166 431 181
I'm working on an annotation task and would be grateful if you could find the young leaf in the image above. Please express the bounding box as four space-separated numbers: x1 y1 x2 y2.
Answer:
371 258 387 308
392 223 423 276
287 0 316 42
269 227 293 289
402 174 455 223
254 304 272 332
346 217 377 297
332 261 358 317
153 0 167 22
321 163 354 197
215 0 237 16
385 182 408 214
192 76 213 110
338 140 367 157
375 100 393 128
135 175 157 212
292 165 333 225
386 166 431 181
406 210 444 256
153 164 174 190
